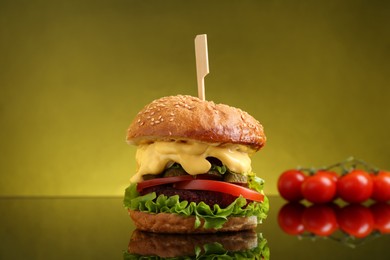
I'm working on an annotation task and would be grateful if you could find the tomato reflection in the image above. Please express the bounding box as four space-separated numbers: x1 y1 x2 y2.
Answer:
337 204 374 238
302 204 338 236
278 202 305 235
370 202 390 234
278 202 390 240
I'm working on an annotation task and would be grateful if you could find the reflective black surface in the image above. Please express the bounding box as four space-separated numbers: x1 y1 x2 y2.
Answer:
1 196 389 259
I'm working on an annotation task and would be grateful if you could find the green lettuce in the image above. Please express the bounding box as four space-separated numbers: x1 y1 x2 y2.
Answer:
210 164 227 175
123 174 269 230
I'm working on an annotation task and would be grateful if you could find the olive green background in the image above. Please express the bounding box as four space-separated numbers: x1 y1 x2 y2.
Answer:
1 0 389 197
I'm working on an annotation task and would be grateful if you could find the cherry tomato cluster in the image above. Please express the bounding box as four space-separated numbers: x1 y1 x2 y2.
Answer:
278 202 390 239
277 158 390 204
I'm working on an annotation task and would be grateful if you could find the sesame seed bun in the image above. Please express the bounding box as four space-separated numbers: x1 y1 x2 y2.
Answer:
126 95 266 151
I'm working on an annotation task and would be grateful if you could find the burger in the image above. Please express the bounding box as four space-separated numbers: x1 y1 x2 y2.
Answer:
124 229 270 259
123 95 268 233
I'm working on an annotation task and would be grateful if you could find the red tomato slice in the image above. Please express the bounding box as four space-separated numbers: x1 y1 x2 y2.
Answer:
137 175 194 192
174 179 264 202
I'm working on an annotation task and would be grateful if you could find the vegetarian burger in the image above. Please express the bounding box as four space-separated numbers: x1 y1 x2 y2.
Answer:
123 95 268 233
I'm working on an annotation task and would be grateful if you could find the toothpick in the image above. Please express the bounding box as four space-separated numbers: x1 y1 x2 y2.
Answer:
195 34 209 101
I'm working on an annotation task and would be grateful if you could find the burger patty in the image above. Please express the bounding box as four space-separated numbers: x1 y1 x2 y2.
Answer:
140 185 239 208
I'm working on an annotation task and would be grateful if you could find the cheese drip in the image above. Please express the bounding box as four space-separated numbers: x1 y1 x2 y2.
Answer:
130 140 253 183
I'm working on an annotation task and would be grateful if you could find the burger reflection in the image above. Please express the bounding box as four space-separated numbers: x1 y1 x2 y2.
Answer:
124 229 270 259
278 202 390 247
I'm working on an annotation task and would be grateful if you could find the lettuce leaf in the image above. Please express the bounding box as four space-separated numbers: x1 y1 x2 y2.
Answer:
247 173 265 193
210 164 227 175
123 174 269 230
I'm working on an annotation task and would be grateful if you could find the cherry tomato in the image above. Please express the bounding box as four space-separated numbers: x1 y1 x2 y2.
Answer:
337 204 374 238
302 204 338 236
278 202 306 235
371 171 390 202
278 169 307 201
174 179 264 202
337 169 373 203
370 202 390 234
317 170 339 183
318 170 339 198
301 173 337 203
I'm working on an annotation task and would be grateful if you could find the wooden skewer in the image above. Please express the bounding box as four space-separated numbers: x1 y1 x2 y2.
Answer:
194 34 209 101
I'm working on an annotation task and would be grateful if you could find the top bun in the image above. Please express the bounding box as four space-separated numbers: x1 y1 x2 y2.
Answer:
126 95 266 151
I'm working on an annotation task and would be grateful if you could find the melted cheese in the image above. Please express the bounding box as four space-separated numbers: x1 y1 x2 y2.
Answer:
130 140 253 183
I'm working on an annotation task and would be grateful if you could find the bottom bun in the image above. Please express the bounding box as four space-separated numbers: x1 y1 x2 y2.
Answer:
128 210 257 233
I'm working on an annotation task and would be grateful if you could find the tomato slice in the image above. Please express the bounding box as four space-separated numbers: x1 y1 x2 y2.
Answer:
174 179 264 202
137 175 194 192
